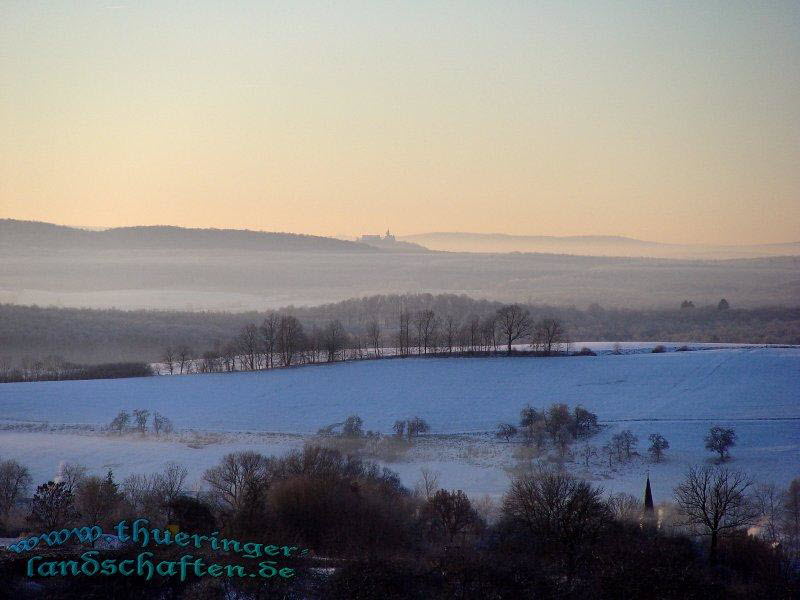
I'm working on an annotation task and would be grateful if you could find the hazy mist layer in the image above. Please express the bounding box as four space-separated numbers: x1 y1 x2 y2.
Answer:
2 221 797 311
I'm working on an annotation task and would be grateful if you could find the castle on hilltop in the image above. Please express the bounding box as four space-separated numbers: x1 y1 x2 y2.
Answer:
359 229 396 244
357 229 427 252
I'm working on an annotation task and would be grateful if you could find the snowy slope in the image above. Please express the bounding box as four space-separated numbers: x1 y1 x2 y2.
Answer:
1 347 797 499
1 347 797 433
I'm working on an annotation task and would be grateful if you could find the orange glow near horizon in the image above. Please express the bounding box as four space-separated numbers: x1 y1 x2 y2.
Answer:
1 2 799 244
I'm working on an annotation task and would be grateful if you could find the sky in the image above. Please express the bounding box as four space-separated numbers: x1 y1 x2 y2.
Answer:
1 1 798 244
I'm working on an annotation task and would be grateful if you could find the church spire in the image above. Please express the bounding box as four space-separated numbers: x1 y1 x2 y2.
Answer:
644 473 654 512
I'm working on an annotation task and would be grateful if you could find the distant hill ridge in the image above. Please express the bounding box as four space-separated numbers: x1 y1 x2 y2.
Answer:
399 231 800 258
0 219 382 253
403 231 665 245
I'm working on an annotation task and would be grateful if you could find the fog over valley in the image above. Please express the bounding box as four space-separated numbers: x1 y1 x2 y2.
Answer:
2 220 797 311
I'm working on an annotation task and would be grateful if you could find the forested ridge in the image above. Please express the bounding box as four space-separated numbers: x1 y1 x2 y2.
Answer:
1 295 797 366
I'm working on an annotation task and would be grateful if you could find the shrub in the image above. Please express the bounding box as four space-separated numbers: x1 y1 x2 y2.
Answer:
342 415 365 438
267 447 414 555
363 435 410 462
496 423 518 442
81 362 153 379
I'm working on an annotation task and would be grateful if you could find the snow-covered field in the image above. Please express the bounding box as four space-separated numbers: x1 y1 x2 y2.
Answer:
1 345 798 502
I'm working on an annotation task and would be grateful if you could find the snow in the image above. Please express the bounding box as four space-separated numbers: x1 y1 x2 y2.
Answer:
1 345 798 501
0 431 302 492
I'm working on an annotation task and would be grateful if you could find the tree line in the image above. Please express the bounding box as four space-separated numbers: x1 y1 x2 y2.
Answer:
0 361 152 384
1 295 797 368
163 305 570 374
0 449 798 598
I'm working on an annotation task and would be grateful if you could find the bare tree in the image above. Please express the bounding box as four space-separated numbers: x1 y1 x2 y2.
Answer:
442 315 459 354
132 409 150 435
753 482 782 544
397 311 411 357
503 467 609 573
121 463 188 525
526 421 548 451
121 473 166 521
674 466 757 563
277 315 305 367
783 477 800 559
43 354 67 379
153 462 188 520
152 412 173 436
406 416 430 441
221 342 238 372
413 310 437 355
607 492 642 523
162 347 175 375
545 403 572 443
496 304 531 355
203 451 272 513
109 410 130 434
580 443 597 468
177 345 192 374
520 405 547 449
322 320 348 362
427 489 481 543
464 315 481 352
304 325 322 364
480 315 497 352
200 349 222 373
57 462 88 494
534 318 567 356
0 355 13 380
610 430 638 462
705 426 736 462
602 442 616 468
237 324 260 371
260 313 279 369
648 433 670 462
573 406 600 438
365 319 382 357
0 459 32 522
415 467 440 500
554 425 573 458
